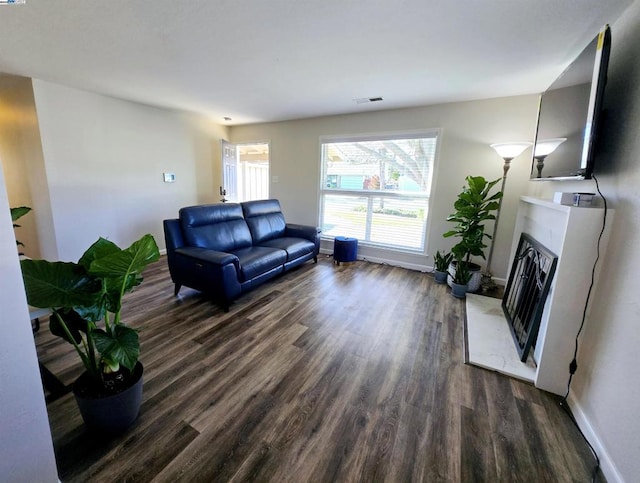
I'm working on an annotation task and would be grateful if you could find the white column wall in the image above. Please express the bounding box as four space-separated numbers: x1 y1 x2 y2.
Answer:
0 161 58 482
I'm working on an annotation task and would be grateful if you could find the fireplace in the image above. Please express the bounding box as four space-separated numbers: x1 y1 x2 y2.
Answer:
503 196 612 395
465 196 612 395
502 233 558 362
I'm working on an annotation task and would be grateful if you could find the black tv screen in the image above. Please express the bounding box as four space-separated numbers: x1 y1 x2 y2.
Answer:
531 25 611 180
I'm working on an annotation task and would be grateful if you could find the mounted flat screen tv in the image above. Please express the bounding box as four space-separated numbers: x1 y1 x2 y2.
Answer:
531 25 611 180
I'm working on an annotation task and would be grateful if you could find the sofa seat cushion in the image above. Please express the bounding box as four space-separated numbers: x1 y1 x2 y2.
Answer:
258 237 316 262
231 246 287 281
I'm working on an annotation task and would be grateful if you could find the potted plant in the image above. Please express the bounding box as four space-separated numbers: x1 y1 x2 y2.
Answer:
449 258 472 298
21 234 160 434
433 250 453 284
443 175 502 293
11 206 31 255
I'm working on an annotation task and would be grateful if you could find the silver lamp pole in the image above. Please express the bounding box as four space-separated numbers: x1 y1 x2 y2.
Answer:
485 142 532 283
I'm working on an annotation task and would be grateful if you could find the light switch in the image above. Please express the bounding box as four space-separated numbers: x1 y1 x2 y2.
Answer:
163 172 176 183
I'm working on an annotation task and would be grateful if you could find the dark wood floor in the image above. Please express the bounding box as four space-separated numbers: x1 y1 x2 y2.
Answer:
36 255 601 482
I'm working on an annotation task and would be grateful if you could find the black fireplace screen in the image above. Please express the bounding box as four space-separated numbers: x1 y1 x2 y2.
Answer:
502 233 558 362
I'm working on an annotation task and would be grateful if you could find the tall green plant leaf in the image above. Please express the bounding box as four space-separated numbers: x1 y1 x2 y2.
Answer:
88 235 159 312
10 206 31 223
92 325 140 372
481 177 501 195
49 308 89 344
78 237 121 271
11 206 31 252
466 176 486 193
21 260 102 312
89 235 160 278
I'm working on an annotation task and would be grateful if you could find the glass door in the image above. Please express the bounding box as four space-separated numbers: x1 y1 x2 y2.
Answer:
222 141 269 202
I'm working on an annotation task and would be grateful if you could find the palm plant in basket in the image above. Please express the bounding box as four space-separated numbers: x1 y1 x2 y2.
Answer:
21 234 160 433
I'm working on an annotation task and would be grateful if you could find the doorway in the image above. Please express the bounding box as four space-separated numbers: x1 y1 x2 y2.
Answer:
221 141 269 202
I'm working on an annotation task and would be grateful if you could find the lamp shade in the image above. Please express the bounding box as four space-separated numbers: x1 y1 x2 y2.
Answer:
490 142 532 160
534 138 567 157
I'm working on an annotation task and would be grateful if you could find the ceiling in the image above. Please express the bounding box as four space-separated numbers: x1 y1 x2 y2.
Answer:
0 0 633 126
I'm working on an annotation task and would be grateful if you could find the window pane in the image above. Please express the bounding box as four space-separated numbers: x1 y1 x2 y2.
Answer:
319 132 437 252
369 197 427 249
321 194 367 239
323 137 435 194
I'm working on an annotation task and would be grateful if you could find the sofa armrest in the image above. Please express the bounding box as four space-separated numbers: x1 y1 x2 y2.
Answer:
170 247 243 305
285 223 321 243
175 247 239 266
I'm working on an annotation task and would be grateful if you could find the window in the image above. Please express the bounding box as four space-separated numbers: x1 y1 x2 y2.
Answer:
319 131 437 252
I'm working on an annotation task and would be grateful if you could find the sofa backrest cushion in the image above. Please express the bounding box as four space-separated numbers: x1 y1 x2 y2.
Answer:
242 199 286 244
179 203 252 252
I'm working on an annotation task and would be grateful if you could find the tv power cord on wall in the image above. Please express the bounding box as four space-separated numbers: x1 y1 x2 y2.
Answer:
559 174 607 483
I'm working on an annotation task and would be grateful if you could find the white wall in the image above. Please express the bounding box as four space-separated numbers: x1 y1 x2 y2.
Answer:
0 74 54 259
230 96 539 278
31 80 228 261
0 162 58 481
527 2 640 480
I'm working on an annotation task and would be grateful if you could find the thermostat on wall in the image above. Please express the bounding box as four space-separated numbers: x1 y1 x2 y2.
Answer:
163 172 176 183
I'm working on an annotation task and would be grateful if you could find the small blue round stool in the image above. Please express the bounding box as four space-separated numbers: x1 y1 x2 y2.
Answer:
333 236 358 265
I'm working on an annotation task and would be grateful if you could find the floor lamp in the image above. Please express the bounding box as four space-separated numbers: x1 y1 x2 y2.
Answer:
485 142 532 287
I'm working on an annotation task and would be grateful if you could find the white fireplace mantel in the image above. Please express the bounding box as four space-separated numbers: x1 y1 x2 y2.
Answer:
509 196 614 395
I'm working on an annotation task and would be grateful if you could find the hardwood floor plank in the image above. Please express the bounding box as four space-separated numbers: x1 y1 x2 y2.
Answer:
514 397 563 483
33 256 602 482
539 394 601 480
62 420 200 482
460 404 498 482
484 374 537 482
152 391 277 482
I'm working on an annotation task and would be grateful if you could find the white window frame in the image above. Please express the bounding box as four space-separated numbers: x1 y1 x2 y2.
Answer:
318 129 439 254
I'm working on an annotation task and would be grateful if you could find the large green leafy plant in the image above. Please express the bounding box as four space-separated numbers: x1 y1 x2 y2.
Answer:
443 175 502 266
21 234 159 395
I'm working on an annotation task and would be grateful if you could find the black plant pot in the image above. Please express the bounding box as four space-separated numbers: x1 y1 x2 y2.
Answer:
73 362 144 434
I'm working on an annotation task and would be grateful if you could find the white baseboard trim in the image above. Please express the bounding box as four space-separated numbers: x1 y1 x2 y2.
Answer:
159 248 167 256
319 248 509 285
319 247 430 272
567 392 624 483
360 255 430 272
492 276 506 286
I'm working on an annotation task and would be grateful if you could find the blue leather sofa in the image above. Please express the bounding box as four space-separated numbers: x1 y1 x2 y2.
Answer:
163 199 319 311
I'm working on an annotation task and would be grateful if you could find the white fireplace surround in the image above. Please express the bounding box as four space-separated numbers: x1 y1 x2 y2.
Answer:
507 196 613 395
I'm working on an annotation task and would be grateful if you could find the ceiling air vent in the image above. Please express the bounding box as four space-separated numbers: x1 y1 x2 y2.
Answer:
354 96 384 104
